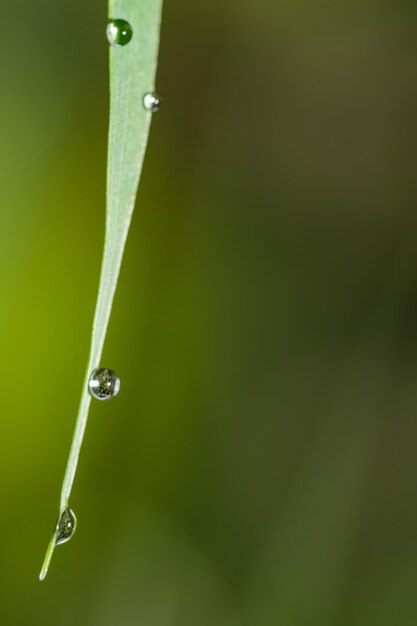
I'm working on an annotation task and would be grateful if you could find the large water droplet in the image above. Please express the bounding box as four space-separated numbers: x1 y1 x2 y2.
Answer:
143 93 162 112
107 19 133 47
56 508 77 546
89 368 120 400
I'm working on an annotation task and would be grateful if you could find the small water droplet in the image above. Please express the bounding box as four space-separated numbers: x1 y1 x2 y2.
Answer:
107 19 133 47
143 93 162 112
56 508 77 546
89 368 120 400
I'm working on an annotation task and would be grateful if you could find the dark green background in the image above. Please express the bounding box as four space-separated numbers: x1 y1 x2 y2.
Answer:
1 1 417 624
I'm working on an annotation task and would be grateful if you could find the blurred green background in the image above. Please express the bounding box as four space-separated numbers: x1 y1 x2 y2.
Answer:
1 0 417 624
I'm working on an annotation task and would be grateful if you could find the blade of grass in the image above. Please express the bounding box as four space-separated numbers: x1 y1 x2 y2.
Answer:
40 0 163 581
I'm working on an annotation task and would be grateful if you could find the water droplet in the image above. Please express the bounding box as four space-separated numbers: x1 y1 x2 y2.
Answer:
56 507 77 546
107 19 133 47
89 368 120 400
143 93 162 112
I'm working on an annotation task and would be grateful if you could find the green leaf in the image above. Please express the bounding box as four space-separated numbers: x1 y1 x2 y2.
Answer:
40 0 163 581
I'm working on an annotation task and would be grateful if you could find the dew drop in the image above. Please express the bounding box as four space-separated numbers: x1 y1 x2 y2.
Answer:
143 92 162 112
56 507 77 546
89 367 120 400
107 19 133 47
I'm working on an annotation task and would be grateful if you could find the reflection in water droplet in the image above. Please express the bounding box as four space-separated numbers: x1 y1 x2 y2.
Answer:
143 93 162 112
107 19 133 47
56 508 77 546
88 368 120 400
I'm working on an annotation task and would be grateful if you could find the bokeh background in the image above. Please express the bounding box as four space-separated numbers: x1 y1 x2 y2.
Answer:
1 0 417 624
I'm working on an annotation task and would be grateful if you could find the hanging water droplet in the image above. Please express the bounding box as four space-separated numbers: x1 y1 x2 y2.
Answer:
55 507 77 546
107 19 133 47
88 368 120 400
143 93 162 112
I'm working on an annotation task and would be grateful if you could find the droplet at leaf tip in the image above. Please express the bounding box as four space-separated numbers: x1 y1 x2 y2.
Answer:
55 507 77 545
39 506 77 581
